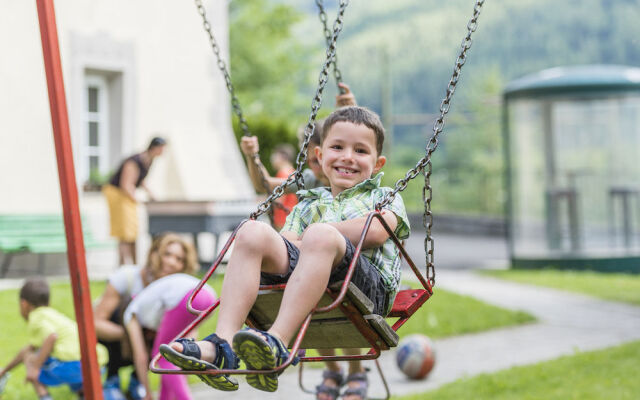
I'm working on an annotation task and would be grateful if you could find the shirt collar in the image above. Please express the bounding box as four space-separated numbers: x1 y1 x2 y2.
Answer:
298 172 384 200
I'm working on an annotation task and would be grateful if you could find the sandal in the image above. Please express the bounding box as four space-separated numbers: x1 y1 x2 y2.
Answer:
232 328 299 392
159 334 240 391
342 371 368 400
315 369 344 400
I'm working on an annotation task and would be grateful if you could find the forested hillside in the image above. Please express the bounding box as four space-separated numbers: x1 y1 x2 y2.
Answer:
230 0 640 214
291 0 640 114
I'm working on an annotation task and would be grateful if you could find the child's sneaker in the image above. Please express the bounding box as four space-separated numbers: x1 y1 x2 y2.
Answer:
102 375 126 400
159 334 240 391
0 372 9 394
232 328 299 392
127 376 146 400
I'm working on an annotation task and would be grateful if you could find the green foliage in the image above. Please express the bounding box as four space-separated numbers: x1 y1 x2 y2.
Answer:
433 69 504 216
395 340 640 400
382 68 503 217
481 269 640 305
280 0 640 215
229 0 315 120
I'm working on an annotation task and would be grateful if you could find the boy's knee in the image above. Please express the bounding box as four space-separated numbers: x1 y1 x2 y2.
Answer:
235 220 273 249
301 224 343 251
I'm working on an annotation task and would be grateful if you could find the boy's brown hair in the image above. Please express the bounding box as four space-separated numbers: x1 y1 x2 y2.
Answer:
321 106 385 155
20 277 50 307
297 120 323 147
273 144 295 163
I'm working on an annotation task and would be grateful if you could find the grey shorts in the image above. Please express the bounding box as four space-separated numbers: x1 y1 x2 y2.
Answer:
260 235 387 315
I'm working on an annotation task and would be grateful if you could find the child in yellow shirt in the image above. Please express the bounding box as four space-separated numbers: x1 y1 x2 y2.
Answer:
0 278 108 400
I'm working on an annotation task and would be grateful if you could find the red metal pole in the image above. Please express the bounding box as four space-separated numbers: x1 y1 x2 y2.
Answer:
35 1 104 398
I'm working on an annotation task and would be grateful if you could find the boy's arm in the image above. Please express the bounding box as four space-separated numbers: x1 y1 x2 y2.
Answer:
326 211 399 249
336 83 357 107
25 333 56 383
126 315 152 400
1 345 34 376
240 136 285 193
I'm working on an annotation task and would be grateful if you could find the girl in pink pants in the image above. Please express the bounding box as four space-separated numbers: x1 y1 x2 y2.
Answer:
125 273 216 400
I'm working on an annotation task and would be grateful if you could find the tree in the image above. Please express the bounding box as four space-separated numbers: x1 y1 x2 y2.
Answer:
230 0 315 121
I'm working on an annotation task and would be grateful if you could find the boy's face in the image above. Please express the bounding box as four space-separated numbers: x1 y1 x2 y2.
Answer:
316 121 386 196
19 299 30 320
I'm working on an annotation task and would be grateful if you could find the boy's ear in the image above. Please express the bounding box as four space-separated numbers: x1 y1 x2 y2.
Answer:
315 146 322 162
373 155 386 173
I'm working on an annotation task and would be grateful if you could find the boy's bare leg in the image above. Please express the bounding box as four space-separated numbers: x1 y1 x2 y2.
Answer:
317 349 342 400
343 348 367 400
24 351 48 397
169 221 290 361
318 349 340 372
269 224 346 345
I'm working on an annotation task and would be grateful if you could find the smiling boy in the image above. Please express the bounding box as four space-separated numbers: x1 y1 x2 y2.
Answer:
160 106 410 395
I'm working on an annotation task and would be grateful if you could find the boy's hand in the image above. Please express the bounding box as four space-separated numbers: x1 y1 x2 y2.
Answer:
240 136 260 156
336 83 357 107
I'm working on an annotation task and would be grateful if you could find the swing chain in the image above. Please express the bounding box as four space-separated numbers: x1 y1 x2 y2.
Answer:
194 0 250 138
316 0 344 91
375 0 485 286
251 0 350 219
195 0 287 220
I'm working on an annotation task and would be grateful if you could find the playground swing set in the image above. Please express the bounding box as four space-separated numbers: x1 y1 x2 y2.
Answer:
33 0 484 399
148 0 486 398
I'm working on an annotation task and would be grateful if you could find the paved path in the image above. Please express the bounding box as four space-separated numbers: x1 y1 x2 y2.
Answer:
187 269 640 399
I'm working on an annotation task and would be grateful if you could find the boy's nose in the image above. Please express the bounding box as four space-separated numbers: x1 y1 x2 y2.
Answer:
341 148 354 160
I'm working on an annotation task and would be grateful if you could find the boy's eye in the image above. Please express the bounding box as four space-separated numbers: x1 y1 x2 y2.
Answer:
355 148 368 154
330 145 342 150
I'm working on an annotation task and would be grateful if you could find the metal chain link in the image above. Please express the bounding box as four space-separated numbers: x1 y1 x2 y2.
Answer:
251 0 350 219
375 0 485 286
194 0 287 219
315 0 344 92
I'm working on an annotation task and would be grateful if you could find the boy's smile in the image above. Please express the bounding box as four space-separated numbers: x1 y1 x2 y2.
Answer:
316 121 386 196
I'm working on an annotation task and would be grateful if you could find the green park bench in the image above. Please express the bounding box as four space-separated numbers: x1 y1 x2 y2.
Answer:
0 215 112 277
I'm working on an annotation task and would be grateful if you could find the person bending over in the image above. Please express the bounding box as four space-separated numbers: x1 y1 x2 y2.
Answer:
95 233 198 400
0 278 108 400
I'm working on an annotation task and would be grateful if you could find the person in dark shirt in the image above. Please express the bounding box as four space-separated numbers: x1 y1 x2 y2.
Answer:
103 137 166 265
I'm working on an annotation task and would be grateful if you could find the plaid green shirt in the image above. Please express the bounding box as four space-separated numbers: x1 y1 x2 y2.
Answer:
281 173 410 312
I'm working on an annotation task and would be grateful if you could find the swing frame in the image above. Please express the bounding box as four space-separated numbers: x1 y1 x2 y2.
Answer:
149 210 432 377
149 0 486 397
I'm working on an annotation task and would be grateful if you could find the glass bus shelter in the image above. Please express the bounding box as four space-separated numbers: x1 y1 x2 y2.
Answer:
503 65 640 272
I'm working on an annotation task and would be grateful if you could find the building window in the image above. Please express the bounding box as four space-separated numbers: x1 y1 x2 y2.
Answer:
81 75 110 187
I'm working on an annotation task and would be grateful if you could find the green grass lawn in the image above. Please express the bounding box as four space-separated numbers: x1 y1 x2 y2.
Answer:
0 275 531 399
392 287 534 340
480 269 640 305
394 339 640 400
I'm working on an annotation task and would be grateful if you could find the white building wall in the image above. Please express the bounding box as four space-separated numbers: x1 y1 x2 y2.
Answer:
0 0 255 272
0 0 253 210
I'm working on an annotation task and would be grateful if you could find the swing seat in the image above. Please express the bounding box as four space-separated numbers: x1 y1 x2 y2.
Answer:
150 212 434 376
248 281 400 350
